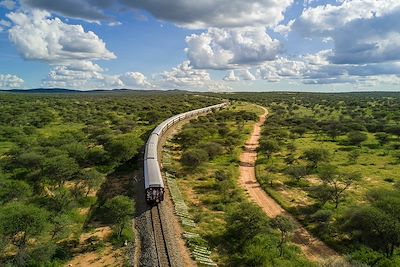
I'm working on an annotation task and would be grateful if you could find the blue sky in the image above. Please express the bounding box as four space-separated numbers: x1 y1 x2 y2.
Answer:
0 0 399 91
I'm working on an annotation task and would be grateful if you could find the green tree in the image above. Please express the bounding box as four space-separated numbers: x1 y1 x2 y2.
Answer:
0 180 31 204
0 203 49 257
82 169 104 196
181 148 208 169
224 203 270 250
42 154 80 187
200 142 224 159
285 165 308 182
348 149 361 164
344 205 400 258
105 135 143 163
105 196 134 237
271 215 295 257
259 140 280 159
347 131 368 146
375 132 390 146
302 148 330 168
318 165 362 208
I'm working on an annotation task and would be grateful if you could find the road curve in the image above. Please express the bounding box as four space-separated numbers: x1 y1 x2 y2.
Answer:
238 105 344 264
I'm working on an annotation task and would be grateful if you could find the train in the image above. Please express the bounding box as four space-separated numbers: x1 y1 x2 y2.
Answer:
144 102 228 204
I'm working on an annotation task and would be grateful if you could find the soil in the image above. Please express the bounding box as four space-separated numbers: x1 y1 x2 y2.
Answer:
65 227 125 267
238 106 344 264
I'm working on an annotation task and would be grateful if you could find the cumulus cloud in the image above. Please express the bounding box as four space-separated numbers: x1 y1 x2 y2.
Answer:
6 10 116 63
0 74 24 89
0 0 15 10
21 0 293 29
0 19 11 32
257 57 308 82
223 70 240 82
119 72 153 88
41 62 118 89
185 27 281 70
293 0 400 65
41 62 156 90
161 61 231 91
223 69 256 82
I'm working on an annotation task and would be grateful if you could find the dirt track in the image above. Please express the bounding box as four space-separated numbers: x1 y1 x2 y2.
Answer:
238 106 343 264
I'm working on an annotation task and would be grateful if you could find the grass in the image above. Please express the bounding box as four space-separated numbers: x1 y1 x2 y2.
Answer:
37 122 85 138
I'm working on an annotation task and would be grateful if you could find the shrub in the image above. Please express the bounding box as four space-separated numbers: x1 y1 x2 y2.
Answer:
181 148 208 168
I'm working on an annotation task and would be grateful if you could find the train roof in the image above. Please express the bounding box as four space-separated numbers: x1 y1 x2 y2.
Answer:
144 158 164 188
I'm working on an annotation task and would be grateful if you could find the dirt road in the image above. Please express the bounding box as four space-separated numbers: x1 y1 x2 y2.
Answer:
238 106 343 264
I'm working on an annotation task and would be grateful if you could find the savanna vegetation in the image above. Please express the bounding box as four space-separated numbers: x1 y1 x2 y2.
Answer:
211 92 400 266
163 103 314 266
0 91 220 266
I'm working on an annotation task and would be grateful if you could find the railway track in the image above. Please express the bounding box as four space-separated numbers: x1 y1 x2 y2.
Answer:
150 204 173 267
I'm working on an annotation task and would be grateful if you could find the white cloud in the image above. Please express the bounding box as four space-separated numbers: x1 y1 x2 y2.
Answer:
0 19 11 32
0 0 15 10
119 72 154 88
293 0 400 65
108 21 122 27
223 70 240 82
21 0 293 29
185 27 281 70
239 69 256 81
161 61 231 91
257 57 308 82
223 69 256 82
41 62 118 89
0 74 24 88
42 63 156 90
295 0 400 36
6 10 116 63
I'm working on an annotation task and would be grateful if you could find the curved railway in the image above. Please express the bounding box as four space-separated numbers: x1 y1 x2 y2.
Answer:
143 101 228 266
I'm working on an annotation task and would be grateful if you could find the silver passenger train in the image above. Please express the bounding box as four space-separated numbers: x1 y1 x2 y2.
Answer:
144 102 228 204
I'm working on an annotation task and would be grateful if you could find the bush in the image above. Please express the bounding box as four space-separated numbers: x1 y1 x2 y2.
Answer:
347 131 368 146
181 148 208 168
199 142 224 159
302 148 330 168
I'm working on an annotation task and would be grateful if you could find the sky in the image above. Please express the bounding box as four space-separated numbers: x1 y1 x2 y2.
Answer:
0 0 400 92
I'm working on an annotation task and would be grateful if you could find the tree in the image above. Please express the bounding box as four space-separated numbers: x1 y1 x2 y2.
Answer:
82 169 104 196
347 131 368 146
259 140 280 159
302 148 330 168
42 154 80 187
292 126 307 137
375 132 390 146
318 165 362 208
0 203 49 256
386 125 400 139
181 148 208 169
0 180 31 204
105 135 143 163
224 203 270 250
348 149 361 164
284 154 296 165
271 215 295 257
50 214 73 241
105 196 134 237
200 142 224 159
285 165 308 182
343 205 400 258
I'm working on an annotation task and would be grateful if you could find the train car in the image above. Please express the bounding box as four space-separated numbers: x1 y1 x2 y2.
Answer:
144 158 164 203
144 102 229 204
